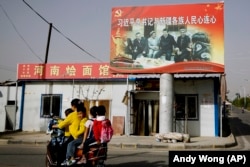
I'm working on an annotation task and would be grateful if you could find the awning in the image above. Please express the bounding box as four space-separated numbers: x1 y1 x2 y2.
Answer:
128 74 161 80
174 74 220 78
128 74 220 80
225 101 231 105
220 73 227 102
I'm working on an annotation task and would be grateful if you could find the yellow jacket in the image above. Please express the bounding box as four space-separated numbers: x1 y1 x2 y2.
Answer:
58 111 80 139
57 119 70 137
75 117 88 138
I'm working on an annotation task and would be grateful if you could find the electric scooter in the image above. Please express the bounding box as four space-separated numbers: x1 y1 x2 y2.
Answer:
45 120 108 167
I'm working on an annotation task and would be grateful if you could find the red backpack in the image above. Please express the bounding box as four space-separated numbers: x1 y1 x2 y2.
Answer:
100 119 113 143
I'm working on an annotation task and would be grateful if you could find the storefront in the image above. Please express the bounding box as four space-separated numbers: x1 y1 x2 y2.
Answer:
126 74 221 137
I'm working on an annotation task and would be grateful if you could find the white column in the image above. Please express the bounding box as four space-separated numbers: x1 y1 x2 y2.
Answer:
159 73 173 133
148 101 152 135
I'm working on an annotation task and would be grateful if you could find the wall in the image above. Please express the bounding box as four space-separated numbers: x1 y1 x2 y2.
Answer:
0 87 7 132
22 81 129 132
111 83 130 134
22 83 47 131
174 79 216 136
2 78 218 137
0 85 22 132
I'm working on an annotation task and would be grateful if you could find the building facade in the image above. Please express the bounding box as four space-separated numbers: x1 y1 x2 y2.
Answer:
0 73 222 137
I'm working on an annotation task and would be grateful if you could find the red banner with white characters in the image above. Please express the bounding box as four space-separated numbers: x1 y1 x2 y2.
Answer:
110 2 224 74
17 63 127 80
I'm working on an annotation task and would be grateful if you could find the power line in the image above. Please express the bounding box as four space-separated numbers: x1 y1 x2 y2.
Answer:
52 25 103 62
0 3 43 62
23 0 103 62
22 0 50 25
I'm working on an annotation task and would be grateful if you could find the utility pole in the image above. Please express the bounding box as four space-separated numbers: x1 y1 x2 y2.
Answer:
45 23 53 64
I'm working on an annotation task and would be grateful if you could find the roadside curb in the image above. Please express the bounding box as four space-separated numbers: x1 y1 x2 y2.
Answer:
0 132 237 150
0 139 8 145
1 138 236 150
6 139 48 145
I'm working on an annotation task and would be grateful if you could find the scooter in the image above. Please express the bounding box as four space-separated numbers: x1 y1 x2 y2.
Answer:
75 142 107 167
45 119 108 167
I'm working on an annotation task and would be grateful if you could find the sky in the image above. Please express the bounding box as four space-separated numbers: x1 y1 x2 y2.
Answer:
0 0 249 100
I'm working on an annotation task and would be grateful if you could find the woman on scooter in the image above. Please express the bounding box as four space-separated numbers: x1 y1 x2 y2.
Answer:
62 103 88 166
52 98 83 166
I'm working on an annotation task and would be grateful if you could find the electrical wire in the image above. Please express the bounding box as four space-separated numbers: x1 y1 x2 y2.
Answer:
0 3 43 62
23 0 103 62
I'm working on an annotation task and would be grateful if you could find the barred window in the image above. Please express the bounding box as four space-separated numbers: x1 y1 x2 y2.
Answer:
41 94 62 118
175 94 198 120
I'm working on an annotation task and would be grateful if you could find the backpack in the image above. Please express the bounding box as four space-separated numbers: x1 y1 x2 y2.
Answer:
100 119 113 143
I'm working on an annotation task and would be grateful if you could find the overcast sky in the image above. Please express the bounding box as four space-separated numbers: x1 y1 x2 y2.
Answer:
0 0 249 100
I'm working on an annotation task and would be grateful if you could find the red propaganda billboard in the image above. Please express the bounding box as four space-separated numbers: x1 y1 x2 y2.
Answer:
17 63 127 80
110 2 224 74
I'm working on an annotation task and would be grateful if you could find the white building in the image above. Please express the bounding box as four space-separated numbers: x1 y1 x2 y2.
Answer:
0 69 223 137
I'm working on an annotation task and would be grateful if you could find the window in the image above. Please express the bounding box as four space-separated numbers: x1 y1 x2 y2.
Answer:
175 94 198 120
7 100 16 105
41 94 62 118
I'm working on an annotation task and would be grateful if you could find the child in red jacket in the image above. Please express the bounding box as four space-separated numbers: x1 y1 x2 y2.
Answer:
77 105 113 164
93 105 107 144
93 105 113 144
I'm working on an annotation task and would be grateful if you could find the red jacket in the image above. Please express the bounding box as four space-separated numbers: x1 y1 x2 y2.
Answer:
93 116 106 141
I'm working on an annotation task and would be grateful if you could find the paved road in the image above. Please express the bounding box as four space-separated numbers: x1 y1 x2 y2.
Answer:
228 106 250 150
0 144 46 167
0 144 168 167
107 149 168 167
0 106 249 167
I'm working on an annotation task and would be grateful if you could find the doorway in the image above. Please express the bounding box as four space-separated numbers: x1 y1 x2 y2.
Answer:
84 100 110 119
130 91 159 136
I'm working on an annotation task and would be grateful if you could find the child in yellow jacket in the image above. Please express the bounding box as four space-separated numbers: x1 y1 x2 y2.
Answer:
62 101 88 166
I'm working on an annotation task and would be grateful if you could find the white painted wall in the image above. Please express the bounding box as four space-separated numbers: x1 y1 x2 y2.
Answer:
22 83 47 131
174 79 215 136
2 78 218 137
111 83 129 133
0 87 7 132
15 86 22 130
22 81 129 132
0 85 22 132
